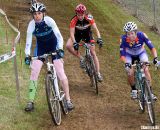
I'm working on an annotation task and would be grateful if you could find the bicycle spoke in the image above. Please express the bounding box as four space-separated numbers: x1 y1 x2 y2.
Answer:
45 75 61 125
85 56 98 94
137 81 145 112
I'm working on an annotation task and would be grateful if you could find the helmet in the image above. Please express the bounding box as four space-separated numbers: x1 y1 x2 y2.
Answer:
123 22 137 32
75 4 86 14
30 2 46 13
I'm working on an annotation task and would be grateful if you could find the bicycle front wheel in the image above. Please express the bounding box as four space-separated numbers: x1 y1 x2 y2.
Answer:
86 55 98 94
144 78 155 126
136 78 145 113
45 74 61 125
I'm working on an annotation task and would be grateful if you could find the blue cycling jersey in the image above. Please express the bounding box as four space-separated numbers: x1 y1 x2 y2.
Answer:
25 16 63 57
120 31 154 57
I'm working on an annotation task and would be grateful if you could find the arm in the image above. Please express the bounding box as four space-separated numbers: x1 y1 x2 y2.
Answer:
143 33 157 58
47 17 63 50
25 20 35 56
120 38 126 63
92 23 101 38
151 48 157 58
70 27 76 43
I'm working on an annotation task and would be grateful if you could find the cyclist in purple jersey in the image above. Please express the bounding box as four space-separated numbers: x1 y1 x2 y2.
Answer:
120 22 158 100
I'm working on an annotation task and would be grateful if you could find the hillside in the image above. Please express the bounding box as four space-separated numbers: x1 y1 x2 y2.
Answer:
0 0 160 130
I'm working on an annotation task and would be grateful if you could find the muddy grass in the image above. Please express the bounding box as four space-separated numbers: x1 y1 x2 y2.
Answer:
0 0 160 130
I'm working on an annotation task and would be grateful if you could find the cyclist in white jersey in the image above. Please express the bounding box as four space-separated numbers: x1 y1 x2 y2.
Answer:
24 2 74 112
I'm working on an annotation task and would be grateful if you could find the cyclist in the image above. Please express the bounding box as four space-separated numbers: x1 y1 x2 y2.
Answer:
120 22 158 100
24 2 74 112
66 4 103 82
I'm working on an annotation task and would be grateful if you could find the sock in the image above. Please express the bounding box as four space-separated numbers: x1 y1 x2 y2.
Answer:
28 80 38 102
131 85 136 90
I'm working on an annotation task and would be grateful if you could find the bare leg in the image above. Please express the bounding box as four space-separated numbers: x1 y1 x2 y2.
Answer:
66 38 82 59
53 59 71 101
90 45 100 73
60 79 70 101
126 68 135 87
144 66 152 86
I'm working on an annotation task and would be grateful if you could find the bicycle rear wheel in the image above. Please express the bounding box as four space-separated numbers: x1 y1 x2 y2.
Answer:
86 55 98 94
60 91 68 115
45 74 61 125
144 78 155 126
58 80 68 115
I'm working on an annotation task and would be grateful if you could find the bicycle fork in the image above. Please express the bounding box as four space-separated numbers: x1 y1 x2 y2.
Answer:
136 67 145 98
47 62 65 102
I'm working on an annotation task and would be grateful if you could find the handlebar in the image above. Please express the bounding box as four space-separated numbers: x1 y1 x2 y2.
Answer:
79 41 95 46
132 61 152 67
31 52 57 60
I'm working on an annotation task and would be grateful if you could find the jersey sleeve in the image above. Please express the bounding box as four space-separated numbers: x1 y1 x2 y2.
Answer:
142 32 154 50
70 17 77 28
25 20 35 56
119 36 126 62
45 16 64 50
120 37 126 57
87 14 95 25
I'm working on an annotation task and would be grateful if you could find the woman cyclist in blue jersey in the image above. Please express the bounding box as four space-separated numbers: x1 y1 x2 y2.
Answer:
24 2 74 112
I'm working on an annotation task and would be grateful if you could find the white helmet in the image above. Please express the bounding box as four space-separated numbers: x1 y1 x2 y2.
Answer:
30 2 46 13
123 22 137 32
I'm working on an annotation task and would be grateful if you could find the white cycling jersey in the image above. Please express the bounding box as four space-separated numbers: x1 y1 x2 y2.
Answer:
25 16 63 56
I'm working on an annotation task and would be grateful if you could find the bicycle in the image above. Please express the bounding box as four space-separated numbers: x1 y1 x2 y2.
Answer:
31 52 68 125
78 42 99 94
132 61 155 126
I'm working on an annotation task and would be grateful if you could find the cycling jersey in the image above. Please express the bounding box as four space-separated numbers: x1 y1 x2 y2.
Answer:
70 14 95 43
120 31 156 61
25 16 63 58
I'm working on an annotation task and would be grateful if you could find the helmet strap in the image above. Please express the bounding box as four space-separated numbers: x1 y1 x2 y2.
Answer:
42 12 45 20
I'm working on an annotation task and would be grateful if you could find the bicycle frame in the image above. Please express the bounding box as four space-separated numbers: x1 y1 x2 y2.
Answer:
79 42 99 94
133 62 150 89
79 42 94 57
134 62 145 86
32 53 65 101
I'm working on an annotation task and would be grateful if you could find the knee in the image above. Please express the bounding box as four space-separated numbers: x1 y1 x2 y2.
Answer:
126 69 134 76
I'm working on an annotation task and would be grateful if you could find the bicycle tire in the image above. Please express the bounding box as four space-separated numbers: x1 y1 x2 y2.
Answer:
86 55 98 94
144 78 155 126
45 74 62 125
136 78 145 113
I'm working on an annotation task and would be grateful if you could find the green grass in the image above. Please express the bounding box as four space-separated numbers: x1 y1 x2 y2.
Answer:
1 0 160 129
0 15 16 55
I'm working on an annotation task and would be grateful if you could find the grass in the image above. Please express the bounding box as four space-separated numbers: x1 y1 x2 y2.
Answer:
0 15 15 55
1 0 160 130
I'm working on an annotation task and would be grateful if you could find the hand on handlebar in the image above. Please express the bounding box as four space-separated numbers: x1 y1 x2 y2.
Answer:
56 49 64 58
73 42 79 51
97 38 103 48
